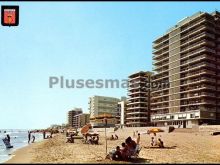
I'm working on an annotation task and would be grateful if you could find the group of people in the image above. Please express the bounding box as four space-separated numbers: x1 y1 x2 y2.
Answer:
150 133 164 148
87 135 99 145
110 134 118 140
108 133 141 161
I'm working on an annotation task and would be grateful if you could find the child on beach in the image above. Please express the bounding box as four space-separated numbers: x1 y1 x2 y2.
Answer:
112 146 122 161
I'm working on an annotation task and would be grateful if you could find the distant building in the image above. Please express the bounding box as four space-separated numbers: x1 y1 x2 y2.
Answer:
126 71 152 127
89 95 120 127
73 113 90 128
67 108 82 128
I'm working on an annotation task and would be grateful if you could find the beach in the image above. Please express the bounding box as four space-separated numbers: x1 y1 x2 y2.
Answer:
4 128 220 164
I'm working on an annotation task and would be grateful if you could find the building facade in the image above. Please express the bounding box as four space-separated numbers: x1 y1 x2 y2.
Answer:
67 108 82 128
126 71 152 127
151 11 220 128
89 95 120 127
73 113 90 128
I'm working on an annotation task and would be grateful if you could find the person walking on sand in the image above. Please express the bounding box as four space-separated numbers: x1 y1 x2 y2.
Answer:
28 131 31 144
43 131 46 139
136 133 140 145
32 135 35 143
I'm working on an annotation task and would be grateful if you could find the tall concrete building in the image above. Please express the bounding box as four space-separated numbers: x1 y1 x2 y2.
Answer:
151 11 220 128
126 71 152 127
89 95 120 127
67 108 82 127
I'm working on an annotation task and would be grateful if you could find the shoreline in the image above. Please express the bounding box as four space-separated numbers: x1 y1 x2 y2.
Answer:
4 140 44 164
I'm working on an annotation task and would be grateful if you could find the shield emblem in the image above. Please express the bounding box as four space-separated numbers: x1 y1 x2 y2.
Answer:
1 6 19 26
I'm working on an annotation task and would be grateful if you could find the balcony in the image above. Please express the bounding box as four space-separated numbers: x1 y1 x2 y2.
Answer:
181 70 216 80
126 111 147 115
128 96 147 100
181 54 216 67
127 106 148 110
180 62 216 74
126 121 148 125
127 101 148 105
181 85 216 92
129 75 145 81
128 91 147 96
180 77 216 86
126 116 148 120
181 40 215 54
181 47 216 60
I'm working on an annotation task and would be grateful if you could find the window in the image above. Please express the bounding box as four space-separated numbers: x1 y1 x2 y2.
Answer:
190 114 195 118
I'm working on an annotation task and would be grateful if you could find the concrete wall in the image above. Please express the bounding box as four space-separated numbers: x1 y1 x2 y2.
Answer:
199 125 220 132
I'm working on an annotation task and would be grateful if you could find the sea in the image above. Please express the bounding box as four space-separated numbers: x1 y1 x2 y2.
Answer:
0 129 43 163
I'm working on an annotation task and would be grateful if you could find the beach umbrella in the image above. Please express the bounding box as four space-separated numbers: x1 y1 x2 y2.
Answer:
81 123 92 135
148 128 164 133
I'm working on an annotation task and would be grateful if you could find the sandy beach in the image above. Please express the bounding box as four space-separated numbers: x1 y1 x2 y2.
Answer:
4 128 220 164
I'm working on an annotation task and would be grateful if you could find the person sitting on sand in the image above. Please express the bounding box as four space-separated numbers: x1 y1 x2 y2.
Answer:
70 134 75 143
129 137 137 150
151 137 155 147
125 137 136 155
110 135 114 140
92 135 99 145
115 134 118 140
121 142 129 160
112 146 122 161
158 138 164 148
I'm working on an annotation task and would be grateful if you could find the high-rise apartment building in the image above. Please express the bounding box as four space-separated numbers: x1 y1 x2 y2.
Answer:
151 11 220 128
67 108 82 127
126 71 152 127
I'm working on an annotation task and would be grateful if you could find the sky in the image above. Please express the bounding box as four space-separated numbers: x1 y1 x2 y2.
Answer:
0 1 219 129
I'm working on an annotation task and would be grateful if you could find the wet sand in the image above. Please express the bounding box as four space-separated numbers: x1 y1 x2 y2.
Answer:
4 128 220 164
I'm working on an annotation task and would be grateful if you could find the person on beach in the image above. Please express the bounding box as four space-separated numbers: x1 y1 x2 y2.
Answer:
115 134 118 140
28 131 31 144
110 135 114 140
151 137 155 146
32 135 35 143
158 138 164 148
121 142 129 160
93 135 99 144
6 134 10 143
43 131 46 139
153 133 157 145
136 133 140 145
112 146 122 161
50 130 53 138
125 137 137 155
